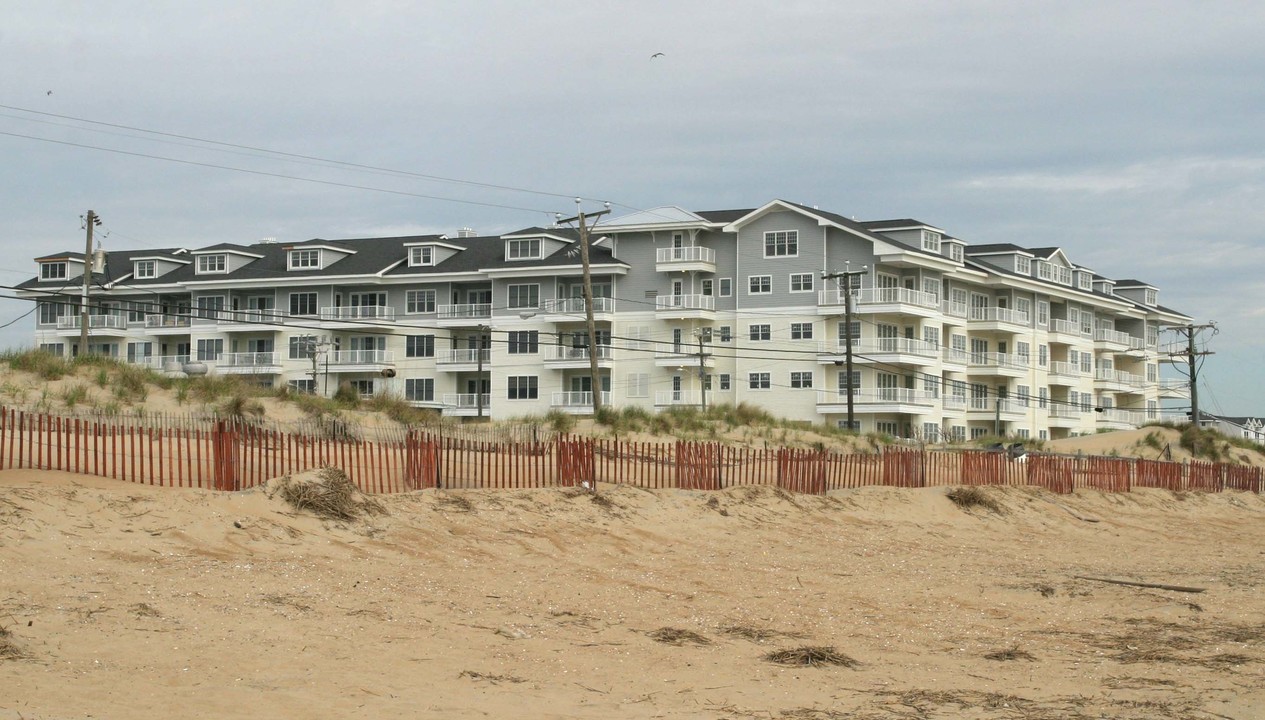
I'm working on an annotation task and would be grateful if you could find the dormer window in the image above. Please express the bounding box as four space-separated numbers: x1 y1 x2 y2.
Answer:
1145 289 1157 305
409 246 435 266
289 249 320 270
1037 261 1053 281
507 238 541 260
134 260 155 279
1015 256 1031 275
197 254 227 274
1077 272 1092 291
948 244 963 262
40 262 67 280
1056 266 1072 286
921 231 941 253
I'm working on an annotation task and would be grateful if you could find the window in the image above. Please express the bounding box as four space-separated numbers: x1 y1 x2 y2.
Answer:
196 254 227 274
406 289 436 314
748 372 771 390
1145 289 1157 306
196 339 223 361
790 273 814 292
1146 363 1158 382
749 324 770 341
195 295 224 320
415 246 435 266
719 326 732 342
405 378 435 402
508 376 538 400
40 262 67 280
406 335 435 358
790 322 813 340
1039 387 1048 409
289 292 318 316
126 342 153 363
790 371 813 389
1077 271 1092 290
38 302 63 324
507 238 541 260
289 335 315 359
1017 385 1030 407
288 379 316 394
949 244 963 262
350 380 375 398
1037 261 1053 281
923 376 939 398
839 320 861 340
701 279 713 296
1016 341 1030 365
1038 344 1048 366
133 260 155 279
719 374 731 391
507 284 539 309
923 326 939 348
838 371 861 390
507 331 538 354
1037 301 1049 326
748 275 771 294
719 278 732 297
922 231 941 253
125 301 147 322
1057 266 1073 286
289 249 319 269
626 326 650 349
626 373 649 398
1015 298 1031 322
1015 256 1031 275
763 230 798 257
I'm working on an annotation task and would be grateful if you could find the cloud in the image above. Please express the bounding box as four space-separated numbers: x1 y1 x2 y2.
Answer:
961 156 1265 195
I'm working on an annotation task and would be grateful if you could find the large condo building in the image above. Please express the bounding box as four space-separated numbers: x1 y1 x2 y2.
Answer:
19 199 1189 440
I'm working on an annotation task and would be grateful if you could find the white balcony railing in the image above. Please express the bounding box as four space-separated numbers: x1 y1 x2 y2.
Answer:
969 307 1030 326
817 287 940 310
438 348 490 365
655 294 714 312
969 397 1024 413
943 395 967 411
817 389 936 405
1049 361 1079 377
1093 328 1132 346
57 314 127 330
941 300 969 318
1050 405 1081 419
551 391 612 408
545 345 613 362
1050 318 1088 336
1094 368 1146 387
540 297 616 314
320 306 396 322
437 303 492 321
217 351 281 368
442 393 490 409
144 315 191 329
655 246 716 264
942 348 970 364
329 350 394 365
1100 408 1143 426
219 309 284 325
968 352 1027 370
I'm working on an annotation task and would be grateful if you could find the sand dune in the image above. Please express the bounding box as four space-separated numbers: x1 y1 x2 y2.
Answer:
1 470 1263 719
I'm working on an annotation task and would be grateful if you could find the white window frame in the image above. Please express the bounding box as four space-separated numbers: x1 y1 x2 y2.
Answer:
507 283 540 309
921 231 941 253
718 278 732 297
405 289 436 314
405 378 435 402
288 292 318 316
763 230 798 258
790 322 813 340
749 324 771 342
948 244 963 262
40 262 68 280
1015 256 1031 275
748 372 771 390
507 375 539 400
289 249 320 270
789 273 814 293
196 254 227 275
1144 289 1157 306
506 238 541 260
748 275 772 295
134 260 155 279
408 246 435 267
790 371 813 389
626 373 649 398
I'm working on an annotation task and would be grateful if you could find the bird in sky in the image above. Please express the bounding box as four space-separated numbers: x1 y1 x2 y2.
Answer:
651 52 664 59
46 90 52 95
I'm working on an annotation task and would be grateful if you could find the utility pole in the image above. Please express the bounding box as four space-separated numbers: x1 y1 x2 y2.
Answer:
476 323 490 420
1164 322 1216 426
557 199 611 416
822 263 868 432
694 328 711 411
79 210 101 357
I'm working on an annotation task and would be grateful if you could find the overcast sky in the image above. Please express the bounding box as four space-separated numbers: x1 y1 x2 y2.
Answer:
2 1 1261 414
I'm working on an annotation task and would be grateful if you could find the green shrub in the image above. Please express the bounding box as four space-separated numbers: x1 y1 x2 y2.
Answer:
2 349 72 380
61 383 89 408
545 409 576 433
332 381 360 407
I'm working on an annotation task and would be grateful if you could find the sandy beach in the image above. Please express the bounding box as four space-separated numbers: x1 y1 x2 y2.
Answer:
1 468 1263 719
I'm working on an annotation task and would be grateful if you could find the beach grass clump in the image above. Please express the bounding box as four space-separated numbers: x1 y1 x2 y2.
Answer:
274 466 384 521
763 646 859 668
647 627 711 646
946 487 1003 514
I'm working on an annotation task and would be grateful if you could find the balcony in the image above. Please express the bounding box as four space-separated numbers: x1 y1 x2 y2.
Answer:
817 287 940 317
144 315 191 333
815 388 937 414
436 303 492 327
1098 408 1143 429
968 307 1030 331
943 395 967 413
56 314 128 335
654 347 716 368
442 393 491 417
320 306 396 326
1048 361 1081 385
1094 368 1145 392
967 352 1028 377
654 294 714 320
1048 318 1090 344
966 397 1027 421
218 309 287 329
941 300 969 324
550 391 612 413
942 348 970 368
328 349 395 372
1048 404 1083 428
436 348 489 371
215 352 282 375
544 345 614 369
1093 328 1133 352
539 297 616 322
816 338 939 366
655 246 716 273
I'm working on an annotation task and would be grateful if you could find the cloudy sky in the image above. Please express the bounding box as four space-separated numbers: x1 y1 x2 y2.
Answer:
2 1 1261 414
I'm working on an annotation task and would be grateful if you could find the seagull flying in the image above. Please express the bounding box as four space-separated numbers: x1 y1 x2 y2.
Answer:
650 52 664 59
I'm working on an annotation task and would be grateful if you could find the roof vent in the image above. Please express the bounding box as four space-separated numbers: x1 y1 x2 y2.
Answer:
261 237 277 244
457 227 477 238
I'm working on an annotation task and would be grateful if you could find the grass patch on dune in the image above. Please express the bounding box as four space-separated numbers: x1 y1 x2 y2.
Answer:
946 487 1003 514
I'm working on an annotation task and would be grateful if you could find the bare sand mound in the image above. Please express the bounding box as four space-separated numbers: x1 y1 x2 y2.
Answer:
1 471 1263 719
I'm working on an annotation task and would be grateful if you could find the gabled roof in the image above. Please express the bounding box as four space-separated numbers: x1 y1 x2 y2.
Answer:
966 243 1033 256
860 218 944 232
603 206 714 228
